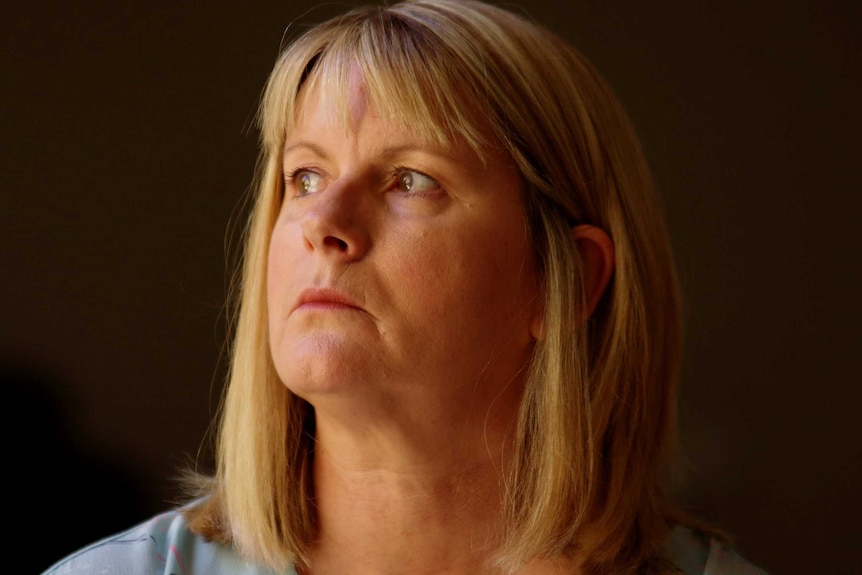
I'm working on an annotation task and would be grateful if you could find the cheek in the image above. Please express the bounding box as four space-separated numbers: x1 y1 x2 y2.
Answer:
393 232 455 290
386 222 534 330
266 222 302 325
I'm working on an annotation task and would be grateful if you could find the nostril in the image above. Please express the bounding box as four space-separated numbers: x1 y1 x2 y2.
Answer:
323 236 349 251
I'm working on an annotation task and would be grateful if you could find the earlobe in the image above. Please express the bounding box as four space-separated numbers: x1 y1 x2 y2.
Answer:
571 224 615 319
530 308 545 341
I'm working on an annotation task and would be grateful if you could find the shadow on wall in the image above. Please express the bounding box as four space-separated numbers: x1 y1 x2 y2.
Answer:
2 357 152 572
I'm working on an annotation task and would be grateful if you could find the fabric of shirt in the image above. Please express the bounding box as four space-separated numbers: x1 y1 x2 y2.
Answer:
42 507 767 575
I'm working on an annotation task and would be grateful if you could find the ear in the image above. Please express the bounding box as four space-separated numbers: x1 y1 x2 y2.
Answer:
572 224 615 319
529 224 615 340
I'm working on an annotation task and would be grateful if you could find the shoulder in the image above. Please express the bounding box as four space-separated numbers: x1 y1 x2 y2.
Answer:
41 505 295 575
665 525 769 575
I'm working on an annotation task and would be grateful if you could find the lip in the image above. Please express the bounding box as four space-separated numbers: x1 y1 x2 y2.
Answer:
292 287 363 313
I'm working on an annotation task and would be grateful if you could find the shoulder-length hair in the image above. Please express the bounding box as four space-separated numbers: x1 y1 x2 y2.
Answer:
185 1 687 573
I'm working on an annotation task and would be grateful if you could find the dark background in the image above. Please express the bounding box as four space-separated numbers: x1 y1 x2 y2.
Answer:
3 1 859 573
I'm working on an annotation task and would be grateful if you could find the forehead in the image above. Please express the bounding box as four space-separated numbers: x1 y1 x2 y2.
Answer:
287 73 484 171
292 64 373 136
278 42 498 160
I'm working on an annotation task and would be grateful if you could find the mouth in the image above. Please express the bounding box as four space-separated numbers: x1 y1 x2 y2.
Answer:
292 287 363 313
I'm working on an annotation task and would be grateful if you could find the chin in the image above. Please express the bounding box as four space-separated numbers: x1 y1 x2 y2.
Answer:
273 343 380 398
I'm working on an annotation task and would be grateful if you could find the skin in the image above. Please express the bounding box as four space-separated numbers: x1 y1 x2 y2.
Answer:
266 70 612 575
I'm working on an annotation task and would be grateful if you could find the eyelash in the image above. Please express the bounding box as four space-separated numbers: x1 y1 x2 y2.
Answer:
283 167 303 184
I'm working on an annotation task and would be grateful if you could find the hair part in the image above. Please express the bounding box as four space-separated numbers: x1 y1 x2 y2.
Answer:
184 1 691 573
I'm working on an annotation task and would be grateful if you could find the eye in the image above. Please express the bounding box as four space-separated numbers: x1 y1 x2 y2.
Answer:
395 168 441 194
287 169 325 196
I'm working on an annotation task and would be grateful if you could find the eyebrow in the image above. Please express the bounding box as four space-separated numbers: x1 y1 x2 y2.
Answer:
282 141 330 160
377 144 462 164
282 140 465 166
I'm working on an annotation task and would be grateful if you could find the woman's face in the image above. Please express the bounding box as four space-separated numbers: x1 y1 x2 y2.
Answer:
267 73 542 430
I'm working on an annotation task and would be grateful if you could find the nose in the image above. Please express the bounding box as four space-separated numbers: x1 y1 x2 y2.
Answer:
300 180 371 261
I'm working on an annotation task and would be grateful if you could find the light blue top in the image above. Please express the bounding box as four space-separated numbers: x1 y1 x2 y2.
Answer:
43 507 767 575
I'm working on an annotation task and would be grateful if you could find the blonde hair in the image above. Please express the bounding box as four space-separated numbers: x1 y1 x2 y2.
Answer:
184 1 689 573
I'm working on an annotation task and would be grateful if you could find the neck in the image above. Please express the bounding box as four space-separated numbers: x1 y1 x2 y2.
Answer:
299 408 581 575
300 401 519 575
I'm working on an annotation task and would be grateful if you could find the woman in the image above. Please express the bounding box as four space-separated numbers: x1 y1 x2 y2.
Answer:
43 0 767 574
